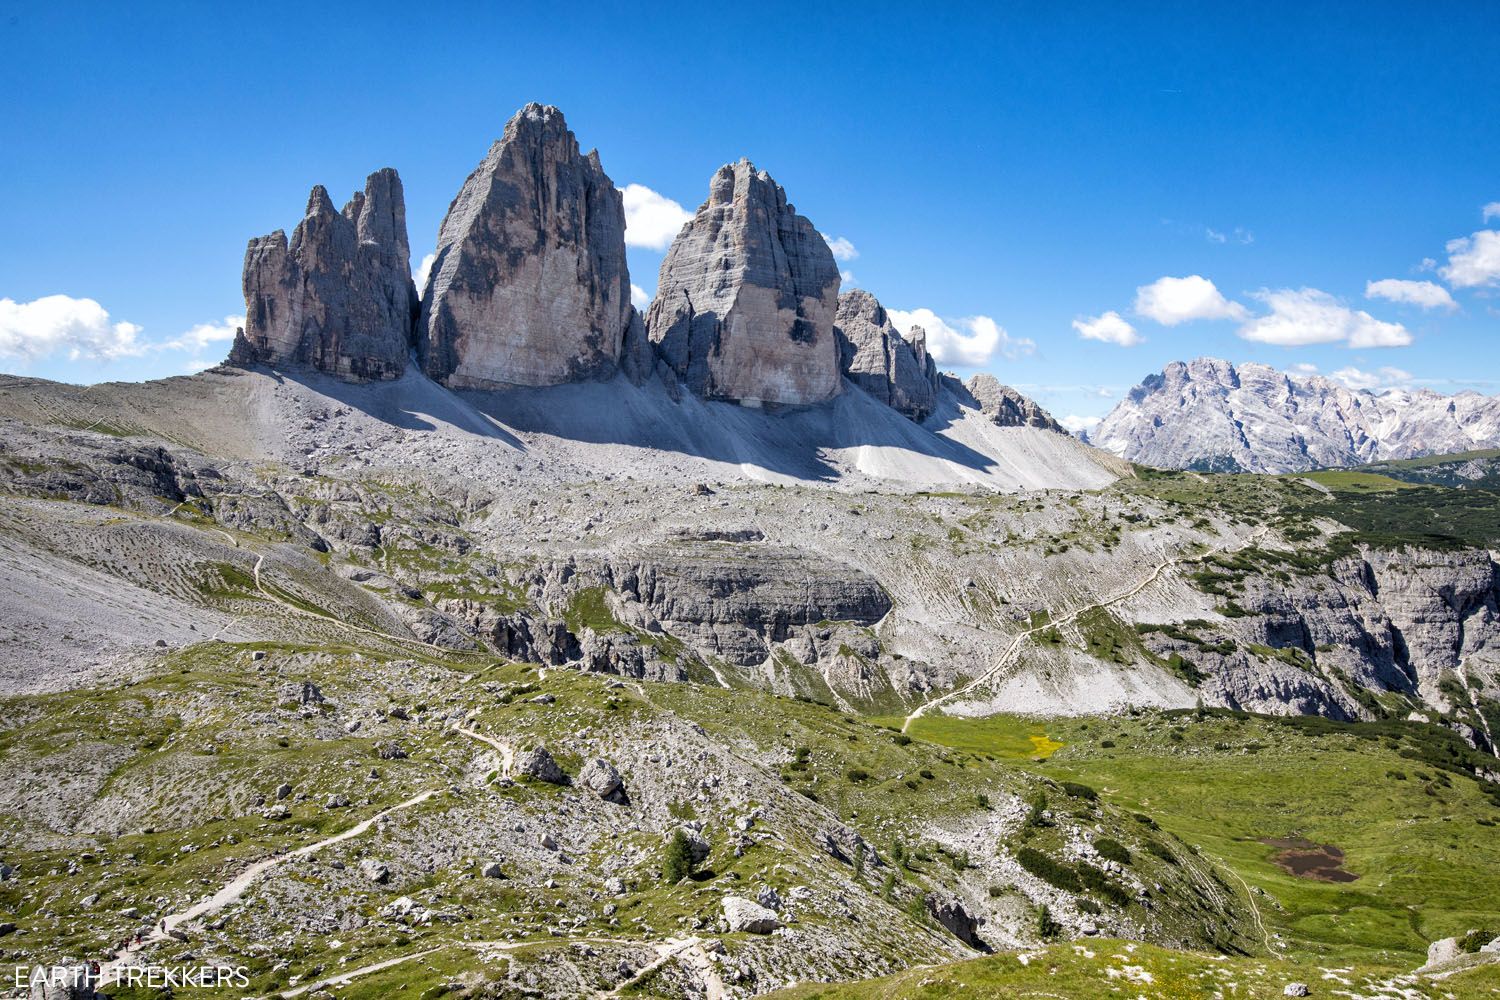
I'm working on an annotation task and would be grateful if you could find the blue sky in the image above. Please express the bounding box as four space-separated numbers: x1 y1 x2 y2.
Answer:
3 2 1499 429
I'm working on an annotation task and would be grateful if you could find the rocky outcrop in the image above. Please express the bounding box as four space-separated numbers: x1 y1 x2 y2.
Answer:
231 168 416 382
954 374 1065 432
595 541 891 667
1092 357 1500 473
834 290 939 421
646 159 841 406
924 894 986 948
420 103 631 389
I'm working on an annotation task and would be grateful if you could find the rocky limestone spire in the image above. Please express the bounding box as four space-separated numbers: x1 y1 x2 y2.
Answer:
834 290 940 421
646 159 841 406
229 168 416 382
961 373 1065 432
419 103 631 389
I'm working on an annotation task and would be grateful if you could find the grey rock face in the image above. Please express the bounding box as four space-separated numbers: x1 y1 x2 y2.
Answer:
924 893 985 948
1160 544 1500 732
595 541 891 668
420 103 631 390
231 168 416 382
959 374 1065 432
834 290 939 421
646 159 841 405
1092 357 1500 472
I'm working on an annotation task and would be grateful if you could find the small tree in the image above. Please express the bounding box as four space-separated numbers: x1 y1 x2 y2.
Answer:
662 829 694 884
1035 903 1060 941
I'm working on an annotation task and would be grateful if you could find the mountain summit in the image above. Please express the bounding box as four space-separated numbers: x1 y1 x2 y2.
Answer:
1091 357 1500 473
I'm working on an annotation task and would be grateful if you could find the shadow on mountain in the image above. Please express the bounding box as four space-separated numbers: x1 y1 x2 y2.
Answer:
454 372 1001 482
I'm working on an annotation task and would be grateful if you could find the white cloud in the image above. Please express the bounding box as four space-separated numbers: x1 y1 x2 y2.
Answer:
414 252 436 291
1288 362 1320 376
0 295 145 362
157 314 243 352
821 234 858 261
1328 366 1413 392
1133 275 1247 325
1237 288 1411 348
1059 414 1100 436
180 357 220 374
630 283 650 312
1205 227 1253 245
1440 230 1500 288
1072 310 1141 347
885 307 1034 367
622 184 693 250
1484 202 1500 223
1364 278 1456 311
839 269 857 287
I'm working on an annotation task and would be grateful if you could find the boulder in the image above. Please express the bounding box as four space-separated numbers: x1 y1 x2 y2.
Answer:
26 963 94 999
515 746 568 785
230 168 416 382
578 758 626 802
722 895 781 934
834 290 939 421
646 159 841 406
480 861 505 879
358 859 389 884
1283 985 1311 998
420 103 631 389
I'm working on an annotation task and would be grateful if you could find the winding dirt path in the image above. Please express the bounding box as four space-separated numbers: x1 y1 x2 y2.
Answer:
454 724 515 777
97 789 438 984
902 527 1269 732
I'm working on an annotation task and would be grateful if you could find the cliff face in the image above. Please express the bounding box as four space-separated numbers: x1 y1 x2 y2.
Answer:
1092 357 1500 473
231 168 417 382
419 104 632 389
835 290 940 421
645 159 842 406
1138 544 1500 741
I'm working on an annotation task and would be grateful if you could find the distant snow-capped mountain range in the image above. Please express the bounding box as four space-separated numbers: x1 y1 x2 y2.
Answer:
1088 357 1500 473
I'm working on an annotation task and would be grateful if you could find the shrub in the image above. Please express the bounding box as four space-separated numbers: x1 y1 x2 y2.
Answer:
1460 928 1495 953
1077 898 1102 915
1016 847 1080 892
662 829 694 884
1132 812 1160 830
1100 739 1116 748
976 793 990 810
893 733 912 746
1144 840 1177 865
1023 791 1049 831
1035 903 1061 941
846 768 869 782
1094 838 1131 866
1077 861 1133 907
919 769 935 780
1061 781 1098 801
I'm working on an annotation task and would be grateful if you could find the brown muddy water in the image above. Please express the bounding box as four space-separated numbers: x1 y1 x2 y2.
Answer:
1259 836 1359 882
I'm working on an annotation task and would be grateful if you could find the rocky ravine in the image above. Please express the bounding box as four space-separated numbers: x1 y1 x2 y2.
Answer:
1090 357 1500 473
